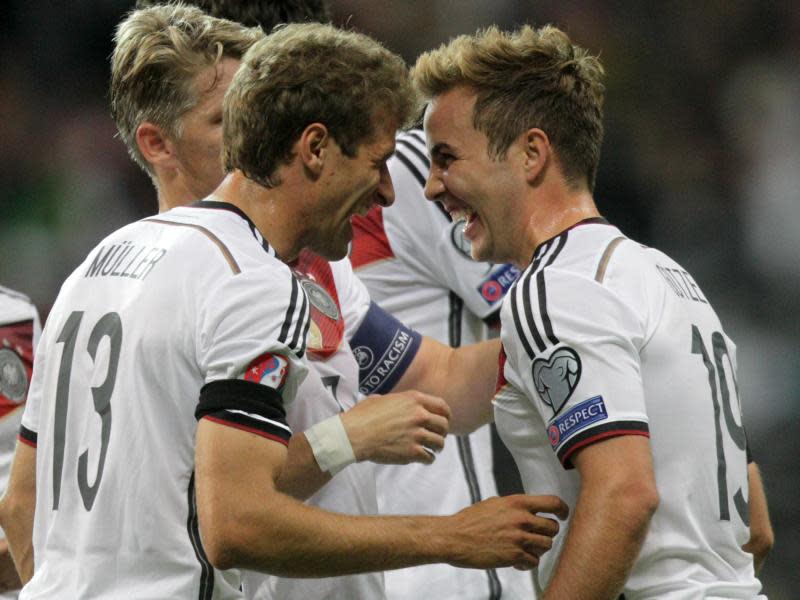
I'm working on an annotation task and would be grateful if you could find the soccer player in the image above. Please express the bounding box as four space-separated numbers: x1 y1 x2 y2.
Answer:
118 4 547 599
351 131 533 600
413 25 766 598
0 287 40 598
0 9 567 598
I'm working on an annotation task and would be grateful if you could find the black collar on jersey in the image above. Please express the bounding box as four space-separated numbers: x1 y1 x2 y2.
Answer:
190 199 275 258
529 216 610 264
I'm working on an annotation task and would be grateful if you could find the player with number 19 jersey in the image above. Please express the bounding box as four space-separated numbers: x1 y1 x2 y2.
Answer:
494 218 763 598
20 202 309 599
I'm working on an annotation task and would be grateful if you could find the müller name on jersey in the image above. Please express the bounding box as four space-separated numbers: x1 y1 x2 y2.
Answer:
84 241 167 281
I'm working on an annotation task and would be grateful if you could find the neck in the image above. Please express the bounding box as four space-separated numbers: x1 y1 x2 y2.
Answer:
155 170 212 214
514 186 600 268
212 171 310 262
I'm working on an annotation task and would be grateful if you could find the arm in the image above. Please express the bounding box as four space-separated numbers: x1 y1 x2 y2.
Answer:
196 418 567 576
394 337 501 434
543 436 659 600
276 390 451 500
742 462 773 574
0 441 37 585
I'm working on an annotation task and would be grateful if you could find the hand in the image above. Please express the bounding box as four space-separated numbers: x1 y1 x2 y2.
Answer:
0 538 22 593
445 494 568 570
341 391 451 465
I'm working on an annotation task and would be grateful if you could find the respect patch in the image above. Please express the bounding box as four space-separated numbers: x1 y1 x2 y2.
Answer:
547 395 607 449
477 263 520 304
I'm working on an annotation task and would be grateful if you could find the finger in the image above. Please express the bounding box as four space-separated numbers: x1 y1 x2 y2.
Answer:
522 515 560 537
520 532 555 557
421 412 449 437
415 445 436 464
418 393 452 420
512 550 539 570
519 494 569 519
416 430 446 452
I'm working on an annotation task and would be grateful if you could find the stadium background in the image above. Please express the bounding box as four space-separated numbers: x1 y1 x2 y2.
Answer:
0 1 797 596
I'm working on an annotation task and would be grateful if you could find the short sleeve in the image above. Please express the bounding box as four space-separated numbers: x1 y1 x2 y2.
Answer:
502 268 650 468
196 260 310 406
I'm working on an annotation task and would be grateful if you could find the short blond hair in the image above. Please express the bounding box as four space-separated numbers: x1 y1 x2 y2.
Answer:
413 25 605 190
110 4 262 176
223 23 418 188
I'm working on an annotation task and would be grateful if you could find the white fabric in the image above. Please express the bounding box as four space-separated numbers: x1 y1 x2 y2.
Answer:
20 203 308 600
495 220 763 598
351 130 534 600
243 257 384 600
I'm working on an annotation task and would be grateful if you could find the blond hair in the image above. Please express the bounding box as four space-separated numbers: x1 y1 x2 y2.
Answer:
110 4 262 176
223 23 418 188
413 25 605 190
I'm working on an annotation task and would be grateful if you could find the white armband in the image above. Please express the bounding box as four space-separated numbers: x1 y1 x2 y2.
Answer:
305 414 356 476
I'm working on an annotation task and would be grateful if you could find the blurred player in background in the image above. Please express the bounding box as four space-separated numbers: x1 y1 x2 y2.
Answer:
414 24 770 598
351 132 534 600
0 288 40 599
0 7 566 599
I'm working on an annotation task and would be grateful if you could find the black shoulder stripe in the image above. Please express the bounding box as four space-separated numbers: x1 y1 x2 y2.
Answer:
521 266 547 353
289 286 309 351
396 137 430 169
298 307 312 358
407 129 426 146
537 233 568 347
278 276 299 344
510 282 535 359
393 149 426 188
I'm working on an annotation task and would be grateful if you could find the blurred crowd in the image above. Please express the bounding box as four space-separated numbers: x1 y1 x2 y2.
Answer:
1 1 797 596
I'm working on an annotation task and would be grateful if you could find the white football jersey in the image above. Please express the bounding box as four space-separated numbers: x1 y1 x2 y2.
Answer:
20 201 309 600
351 130 533 600
0 286 41 519
0 286 41 600
494 218 763 598
243 252 385 600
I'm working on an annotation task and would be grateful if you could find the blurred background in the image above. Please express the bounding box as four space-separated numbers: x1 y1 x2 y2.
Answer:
1 0 797 595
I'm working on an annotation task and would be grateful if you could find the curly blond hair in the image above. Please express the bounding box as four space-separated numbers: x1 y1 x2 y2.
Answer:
413 25 605 190
110 4 262 176
223 22 418 188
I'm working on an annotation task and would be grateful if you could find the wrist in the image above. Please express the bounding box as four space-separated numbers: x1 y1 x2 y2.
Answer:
305 415 356 475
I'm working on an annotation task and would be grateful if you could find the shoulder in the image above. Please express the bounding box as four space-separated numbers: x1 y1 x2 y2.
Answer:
0 286 37 324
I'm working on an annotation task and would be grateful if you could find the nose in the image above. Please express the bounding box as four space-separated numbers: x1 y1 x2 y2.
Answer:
424 165 445 202
375 162 395 207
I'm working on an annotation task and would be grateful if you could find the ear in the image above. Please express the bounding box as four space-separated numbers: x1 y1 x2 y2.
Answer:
297 122 330 178
522 128 550 185
136 122 178 170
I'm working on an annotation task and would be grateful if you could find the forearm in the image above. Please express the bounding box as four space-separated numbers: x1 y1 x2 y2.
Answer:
543 486 653 599
742 462 773 573
396 338 499 433
275 432 332 500
0 443 36 584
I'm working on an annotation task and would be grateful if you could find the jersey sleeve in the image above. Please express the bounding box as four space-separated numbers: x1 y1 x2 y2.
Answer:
384 133 519 319
195 261 310 444
329 258 372 340
502 268 650 468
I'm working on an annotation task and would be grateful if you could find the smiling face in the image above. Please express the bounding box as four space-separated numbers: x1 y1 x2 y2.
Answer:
309 115 398 260
423 86 527 264
170 57 240 203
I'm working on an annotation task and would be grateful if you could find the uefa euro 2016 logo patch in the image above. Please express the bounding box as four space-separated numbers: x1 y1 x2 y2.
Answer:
477 263 520 305
547 395 607 449
532 346 581 415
